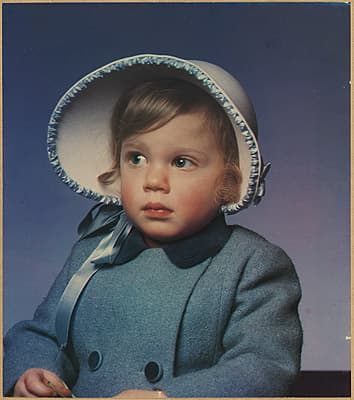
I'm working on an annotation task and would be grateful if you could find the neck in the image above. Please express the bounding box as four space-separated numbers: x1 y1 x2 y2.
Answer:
143 236 162 248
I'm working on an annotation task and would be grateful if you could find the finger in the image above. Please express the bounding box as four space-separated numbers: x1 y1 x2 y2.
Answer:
15 384 38 398
42 371 72 397
24 373 56 397
15 372 48 398
14 378 38 397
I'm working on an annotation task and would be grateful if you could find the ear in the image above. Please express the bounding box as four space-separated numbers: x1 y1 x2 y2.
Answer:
106 174 121 198
216 164 242 205
97 169 122 199
114 176 122 197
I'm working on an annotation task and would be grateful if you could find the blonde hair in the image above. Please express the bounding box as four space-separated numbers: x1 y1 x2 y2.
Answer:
98 79 242 204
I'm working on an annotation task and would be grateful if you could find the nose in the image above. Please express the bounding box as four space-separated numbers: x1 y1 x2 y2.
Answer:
143 165 170 193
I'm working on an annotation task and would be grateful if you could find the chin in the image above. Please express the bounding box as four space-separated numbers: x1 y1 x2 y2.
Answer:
145 231 180 244
141 225 186 244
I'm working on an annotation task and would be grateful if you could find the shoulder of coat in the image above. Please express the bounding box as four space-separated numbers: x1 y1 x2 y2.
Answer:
225 224 288 260
228 224 269 246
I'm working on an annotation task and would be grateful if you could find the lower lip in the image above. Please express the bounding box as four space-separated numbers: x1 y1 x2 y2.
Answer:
143 208 172 218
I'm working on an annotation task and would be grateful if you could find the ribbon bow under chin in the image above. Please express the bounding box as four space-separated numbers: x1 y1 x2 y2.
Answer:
78 205 133 265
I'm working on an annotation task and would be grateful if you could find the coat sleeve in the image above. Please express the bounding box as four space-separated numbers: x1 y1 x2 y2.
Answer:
162 244 303 397
3 235 101 396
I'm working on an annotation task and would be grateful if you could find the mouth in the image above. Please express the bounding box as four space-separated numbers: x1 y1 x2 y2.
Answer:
142 202 173 218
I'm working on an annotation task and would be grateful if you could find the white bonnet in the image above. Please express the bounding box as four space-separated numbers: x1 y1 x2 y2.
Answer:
48 54 270 214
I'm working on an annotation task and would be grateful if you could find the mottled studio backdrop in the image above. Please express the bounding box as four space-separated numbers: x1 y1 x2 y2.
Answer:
3 3 350 370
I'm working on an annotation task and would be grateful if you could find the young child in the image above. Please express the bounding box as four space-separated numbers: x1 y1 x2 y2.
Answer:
4 54 302 398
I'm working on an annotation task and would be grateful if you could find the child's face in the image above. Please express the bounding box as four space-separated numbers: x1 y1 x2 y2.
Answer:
120 112 225 247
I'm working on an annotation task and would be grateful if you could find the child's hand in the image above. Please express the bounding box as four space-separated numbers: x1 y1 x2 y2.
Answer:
113 389 167 398
14 368 72 397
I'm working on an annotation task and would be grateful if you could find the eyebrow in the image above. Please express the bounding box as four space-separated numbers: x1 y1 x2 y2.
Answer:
122 141 208 157
171 147 208 158
121 140 149 152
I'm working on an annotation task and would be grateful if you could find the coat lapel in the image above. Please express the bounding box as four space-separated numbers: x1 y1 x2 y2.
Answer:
116 249 213 380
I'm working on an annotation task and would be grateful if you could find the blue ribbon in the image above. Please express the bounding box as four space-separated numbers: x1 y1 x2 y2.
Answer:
254 162 271 206
56 207 132 349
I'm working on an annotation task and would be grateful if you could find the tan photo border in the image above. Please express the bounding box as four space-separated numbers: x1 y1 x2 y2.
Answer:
0 1 351 399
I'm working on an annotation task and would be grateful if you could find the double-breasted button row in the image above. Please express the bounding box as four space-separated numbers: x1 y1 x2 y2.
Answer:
88 351 163 384
144 361 163 383
88 350 103 371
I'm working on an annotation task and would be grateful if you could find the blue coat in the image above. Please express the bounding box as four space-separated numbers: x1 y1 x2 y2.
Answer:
4 206 302 397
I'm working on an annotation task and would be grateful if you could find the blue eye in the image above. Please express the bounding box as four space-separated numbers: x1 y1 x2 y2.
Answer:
174 157 194 168
129 153 146 165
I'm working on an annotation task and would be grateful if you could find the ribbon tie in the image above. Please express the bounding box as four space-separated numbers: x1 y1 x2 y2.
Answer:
56 206 132 349
254 162 271 206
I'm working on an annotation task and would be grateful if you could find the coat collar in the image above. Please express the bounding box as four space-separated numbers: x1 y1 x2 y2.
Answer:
79 205 232 269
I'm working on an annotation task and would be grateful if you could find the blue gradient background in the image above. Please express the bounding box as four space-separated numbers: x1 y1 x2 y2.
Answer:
3 3 350 370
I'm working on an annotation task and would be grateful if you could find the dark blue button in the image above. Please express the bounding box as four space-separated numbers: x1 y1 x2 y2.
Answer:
144 361 163 383
88 350 103 371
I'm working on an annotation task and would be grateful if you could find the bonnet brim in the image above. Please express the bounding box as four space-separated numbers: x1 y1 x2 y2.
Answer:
48 54 267 215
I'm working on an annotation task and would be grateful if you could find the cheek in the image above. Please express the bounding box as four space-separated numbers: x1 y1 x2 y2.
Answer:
180 173 221 200
176 180 220 217
177 194 199 217
120 174 137 207
120 185 131 206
